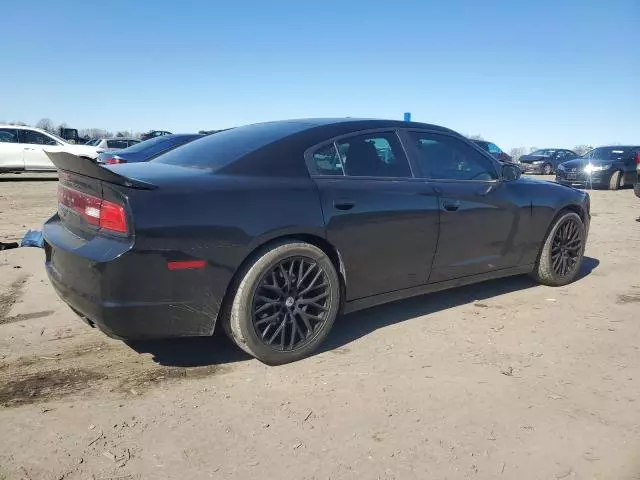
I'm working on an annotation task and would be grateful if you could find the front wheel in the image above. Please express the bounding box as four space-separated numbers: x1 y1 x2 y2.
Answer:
608 171 622 190
225 241 341 365
542 163 553 175
530 211 586 286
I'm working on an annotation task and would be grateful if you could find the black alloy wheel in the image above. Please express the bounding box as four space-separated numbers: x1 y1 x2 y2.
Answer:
550 216 583 278
543 163 553 175
252 257 331 351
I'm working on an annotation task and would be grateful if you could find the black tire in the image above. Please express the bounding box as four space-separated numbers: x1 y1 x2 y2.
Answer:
608 171 621 190
543 163 553 175
224 241 340 365
530 211 586 286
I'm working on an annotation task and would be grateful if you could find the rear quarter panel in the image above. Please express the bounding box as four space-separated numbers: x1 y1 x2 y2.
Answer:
124 174 326 325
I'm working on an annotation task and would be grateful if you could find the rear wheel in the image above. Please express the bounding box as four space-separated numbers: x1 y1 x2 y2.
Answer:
609 171 622 190
542 163 553 175
531 211 586 286
225 241 340 365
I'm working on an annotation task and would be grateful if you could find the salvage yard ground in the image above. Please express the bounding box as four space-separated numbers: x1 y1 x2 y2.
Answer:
1 173 639 480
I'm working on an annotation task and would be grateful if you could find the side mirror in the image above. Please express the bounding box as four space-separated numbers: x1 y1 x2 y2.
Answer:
502 163 521 181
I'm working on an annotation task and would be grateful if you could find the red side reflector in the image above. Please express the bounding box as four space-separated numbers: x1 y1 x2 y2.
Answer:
167 260 207 271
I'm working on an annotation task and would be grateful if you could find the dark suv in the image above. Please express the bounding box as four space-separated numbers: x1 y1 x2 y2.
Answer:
556 146 640 190
519 149 579 175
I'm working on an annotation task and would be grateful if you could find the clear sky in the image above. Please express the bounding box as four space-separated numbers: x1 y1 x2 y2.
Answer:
1 0 638 150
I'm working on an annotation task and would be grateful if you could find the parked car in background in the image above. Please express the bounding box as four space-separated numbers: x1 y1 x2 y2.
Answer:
471 140 512 163
96 133 204 164
0 125 100 172
519 149 579 175
556 145 640 190
141 130 172 141
44 118 590 365
85 138 140 151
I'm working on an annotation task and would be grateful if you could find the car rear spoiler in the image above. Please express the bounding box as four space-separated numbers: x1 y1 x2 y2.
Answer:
45 151 157 190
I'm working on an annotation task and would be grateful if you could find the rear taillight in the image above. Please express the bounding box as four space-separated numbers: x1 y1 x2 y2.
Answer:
58 185 128 233
635 151 640 169
105 157 126 165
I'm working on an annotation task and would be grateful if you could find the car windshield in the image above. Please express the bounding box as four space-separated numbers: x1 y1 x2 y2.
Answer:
531 149 556 156
583 147 633 161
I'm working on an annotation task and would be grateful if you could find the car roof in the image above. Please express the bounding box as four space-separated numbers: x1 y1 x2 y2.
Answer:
593 145 640 149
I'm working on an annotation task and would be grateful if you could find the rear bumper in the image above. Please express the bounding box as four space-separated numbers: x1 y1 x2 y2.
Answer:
43 216 220 340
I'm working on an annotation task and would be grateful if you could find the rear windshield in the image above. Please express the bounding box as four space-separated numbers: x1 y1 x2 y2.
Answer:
584 147 636 161
121 134 200 154
153 122 312 171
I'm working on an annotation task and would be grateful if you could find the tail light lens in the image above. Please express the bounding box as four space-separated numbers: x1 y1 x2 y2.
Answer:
58 185 128 233
105 157 126 165
635 151 640 169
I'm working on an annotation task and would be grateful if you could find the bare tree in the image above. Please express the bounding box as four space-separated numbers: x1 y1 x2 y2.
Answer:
528 146 539 154
508 147 527 161
9 121 28 126
36 118 56 133
573 145 593 156
468 134 484 141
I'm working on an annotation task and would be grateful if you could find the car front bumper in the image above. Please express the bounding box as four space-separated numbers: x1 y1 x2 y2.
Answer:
520 163 547 174
555 169 613 188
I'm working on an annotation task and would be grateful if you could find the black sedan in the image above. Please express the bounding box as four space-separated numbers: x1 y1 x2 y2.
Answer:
43 119 590 365
556 145 640 190
97 134 204 165
519 149 579 175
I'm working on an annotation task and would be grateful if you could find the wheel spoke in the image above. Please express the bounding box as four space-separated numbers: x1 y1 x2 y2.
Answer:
252 255 332 352
255 312 280 326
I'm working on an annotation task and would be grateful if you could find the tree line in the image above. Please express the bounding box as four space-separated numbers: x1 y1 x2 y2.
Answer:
1 118 142 140
467 134 593 160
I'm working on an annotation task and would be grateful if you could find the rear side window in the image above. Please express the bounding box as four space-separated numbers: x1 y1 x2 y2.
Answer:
0 128 18 143
336 132 412 178
312 143 344 176
409 132 498 181
154 122 312 171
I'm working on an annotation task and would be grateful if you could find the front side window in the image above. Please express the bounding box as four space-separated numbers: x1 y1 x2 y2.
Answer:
487 143 502 154
335 132 412 178
21 129 59 146
409 132 498 181
0 128 19 143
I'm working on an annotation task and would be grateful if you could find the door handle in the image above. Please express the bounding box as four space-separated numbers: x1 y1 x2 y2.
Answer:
442 200 461 212
23 147 35 151
334 200 355 211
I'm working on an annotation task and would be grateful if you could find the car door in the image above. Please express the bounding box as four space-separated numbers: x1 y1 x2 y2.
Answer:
307 130 440 301
403 130 530 283
19 129 60 170
553 151 568 169
0 128 24 170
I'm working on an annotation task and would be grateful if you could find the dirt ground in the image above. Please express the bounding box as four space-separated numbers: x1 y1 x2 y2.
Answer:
0 173 639 480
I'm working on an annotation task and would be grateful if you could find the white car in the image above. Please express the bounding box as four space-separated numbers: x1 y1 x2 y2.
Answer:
0 125 101 172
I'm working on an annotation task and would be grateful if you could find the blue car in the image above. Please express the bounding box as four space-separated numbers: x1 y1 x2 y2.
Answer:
97 134 205 165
